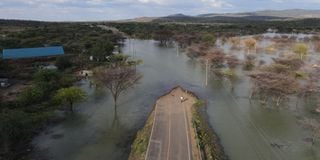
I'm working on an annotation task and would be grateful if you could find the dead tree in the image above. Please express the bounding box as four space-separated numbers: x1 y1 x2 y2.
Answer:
94 66 142 113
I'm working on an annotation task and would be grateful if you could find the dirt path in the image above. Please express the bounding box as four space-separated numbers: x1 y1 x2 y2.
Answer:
145 87 200 160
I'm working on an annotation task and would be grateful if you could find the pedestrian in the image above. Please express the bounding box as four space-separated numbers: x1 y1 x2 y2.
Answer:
180 96 184 103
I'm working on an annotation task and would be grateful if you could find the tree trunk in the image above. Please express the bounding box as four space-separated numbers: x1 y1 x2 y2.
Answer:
113 94 118 114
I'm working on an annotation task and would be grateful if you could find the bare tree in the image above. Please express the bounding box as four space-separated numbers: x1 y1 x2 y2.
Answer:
94 66 142 113
249 72 299 105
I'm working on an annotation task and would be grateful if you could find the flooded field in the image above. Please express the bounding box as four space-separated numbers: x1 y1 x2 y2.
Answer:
33 34 320 160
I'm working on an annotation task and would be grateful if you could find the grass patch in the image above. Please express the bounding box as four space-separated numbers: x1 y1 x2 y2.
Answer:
128 111 154 160
192 100 228 160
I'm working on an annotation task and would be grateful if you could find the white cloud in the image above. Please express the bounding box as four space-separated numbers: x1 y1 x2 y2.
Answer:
1 0 320 21
201 0 233 8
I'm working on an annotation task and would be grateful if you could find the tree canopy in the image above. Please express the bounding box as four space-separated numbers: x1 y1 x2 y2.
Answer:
54 87 87 112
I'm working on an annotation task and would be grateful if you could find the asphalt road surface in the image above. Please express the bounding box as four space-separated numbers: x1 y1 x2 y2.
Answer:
145 88 194 160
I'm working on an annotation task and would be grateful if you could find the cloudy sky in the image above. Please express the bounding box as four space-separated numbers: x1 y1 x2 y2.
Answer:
0 0 320 21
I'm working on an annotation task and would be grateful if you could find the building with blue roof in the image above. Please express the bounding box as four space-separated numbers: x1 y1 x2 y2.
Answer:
1 46 64 59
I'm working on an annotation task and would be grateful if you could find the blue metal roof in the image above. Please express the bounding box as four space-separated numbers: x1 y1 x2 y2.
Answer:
2 46 64 59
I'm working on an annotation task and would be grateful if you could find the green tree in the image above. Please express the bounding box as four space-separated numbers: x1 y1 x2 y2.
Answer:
201 33 216 45
54 87 86 113
293 43 309 60
91 40 114 62
18 85 45 105
33 69 61 91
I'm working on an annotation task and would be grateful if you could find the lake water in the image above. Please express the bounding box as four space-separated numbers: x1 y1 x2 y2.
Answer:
33 38 320 160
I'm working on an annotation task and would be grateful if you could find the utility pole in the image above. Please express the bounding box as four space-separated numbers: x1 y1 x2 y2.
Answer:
205 59 209 86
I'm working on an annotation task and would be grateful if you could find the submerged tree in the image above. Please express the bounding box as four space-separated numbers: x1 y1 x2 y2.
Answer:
54 87 87 113
94 66 142 113
243 55 256 71
249 72 299 105
201 33 216 46
205 50 226 68
153 30 174 46
229 37 241 49
293 43 309 60
244 38 257 54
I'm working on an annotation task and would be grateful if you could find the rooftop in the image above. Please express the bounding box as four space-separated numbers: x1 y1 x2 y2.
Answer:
2 46 64 59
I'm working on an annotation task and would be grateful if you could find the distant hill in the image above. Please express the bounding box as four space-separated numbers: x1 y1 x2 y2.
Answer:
199 9 320 19
124 9 320 23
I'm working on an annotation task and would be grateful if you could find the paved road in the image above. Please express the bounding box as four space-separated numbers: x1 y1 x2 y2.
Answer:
145 88 193 160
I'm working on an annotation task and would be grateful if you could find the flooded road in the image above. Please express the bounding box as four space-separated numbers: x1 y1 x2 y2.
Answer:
33 38 320 160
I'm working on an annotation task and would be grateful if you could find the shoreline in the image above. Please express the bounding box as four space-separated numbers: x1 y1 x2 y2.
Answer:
128 86 227 160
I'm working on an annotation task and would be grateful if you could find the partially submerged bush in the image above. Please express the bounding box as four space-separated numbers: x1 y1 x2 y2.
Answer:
243 55 256 71
262 64 290 75
249 72 299 105
293 43 309 60
244 38 257 53
225 55 240 68
265 44 276 54
205 50 226 68
229 37 241 49
273 57 304 71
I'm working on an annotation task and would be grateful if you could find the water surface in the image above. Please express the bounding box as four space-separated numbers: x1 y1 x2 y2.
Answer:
33 38 320 160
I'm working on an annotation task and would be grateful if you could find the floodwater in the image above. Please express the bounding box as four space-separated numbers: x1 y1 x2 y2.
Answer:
33 38 320 160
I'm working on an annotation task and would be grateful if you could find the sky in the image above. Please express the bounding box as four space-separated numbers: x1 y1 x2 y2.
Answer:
0 0 320 21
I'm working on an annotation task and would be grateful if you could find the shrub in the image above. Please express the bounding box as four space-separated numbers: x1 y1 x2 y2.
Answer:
293 43 309 60
243 55 256 71
0 110 51 158
18 85 45 106
244 38 257 53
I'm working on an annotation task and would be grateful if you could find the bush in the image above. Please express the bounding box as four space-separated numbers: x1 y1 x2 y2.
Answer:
33 69 62 94
0 110 51 158
243 55 256 71
18 85 45 106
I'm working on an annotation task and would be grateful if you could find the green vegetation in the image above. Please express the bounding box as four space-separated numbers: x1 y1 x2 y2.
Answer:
192 100 227 160
0 21 123 79
293 43 309 60
54 87 87 113
0 68 77 159
128 111 154 160
0 20 127 159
